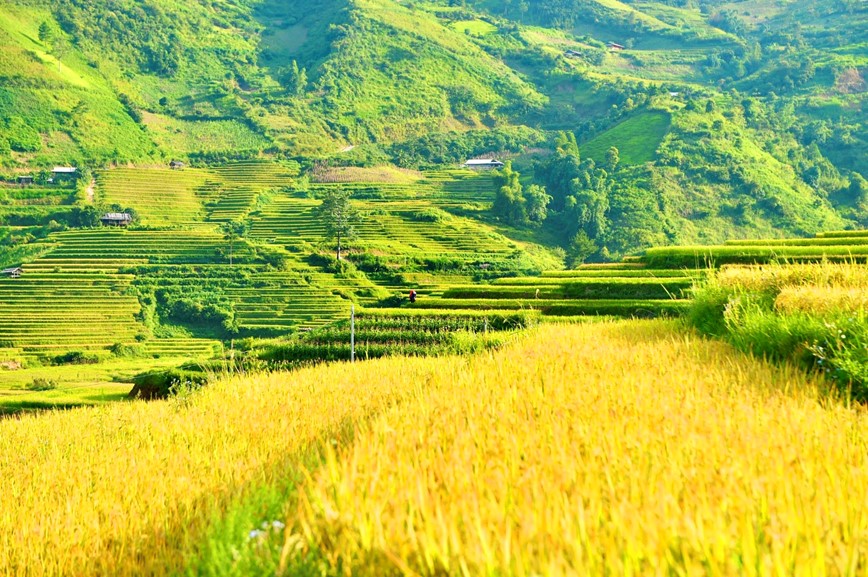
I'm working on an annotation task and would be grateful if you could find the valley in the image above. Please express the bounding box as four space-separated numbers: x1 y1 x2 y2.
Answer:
0 0 866 574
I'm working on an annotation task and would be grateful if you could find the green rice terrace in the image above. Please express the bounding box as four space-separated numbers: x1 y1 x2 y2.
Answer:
1 161 867 414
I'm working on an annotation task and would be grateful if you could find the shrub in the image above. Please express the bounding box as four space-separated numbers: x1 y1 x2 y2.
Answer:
110 343 145 358
27 378 57 391
52 351 101 365
129 369 210 400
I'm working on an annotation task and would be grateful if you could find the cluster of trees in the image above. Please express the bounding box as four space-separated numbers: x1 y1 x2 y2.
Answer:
52 0 185 76
535 133 618 265
491 162 550 226
389 127 544 168
489 133 623 265
278 60 308 96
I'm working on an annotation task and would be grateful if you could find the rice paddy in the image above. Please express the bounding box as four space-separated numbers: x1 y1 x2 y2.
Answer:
2 160 868 574
2 321 867 575
3 162 867 415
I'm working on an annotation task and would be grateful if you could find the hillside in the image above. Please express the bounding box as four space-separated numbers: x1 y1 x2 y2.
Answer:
0 0 864 257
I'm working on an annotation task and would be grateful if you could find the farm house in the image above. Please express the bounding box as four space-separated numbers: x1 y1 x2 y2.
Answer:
100 212 133 227
1 267 22 278
464 159 504 170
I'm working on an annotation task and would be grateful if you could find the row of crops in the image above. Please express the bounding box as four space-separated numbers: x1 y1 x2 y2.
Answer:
642 230 868 267
96 160 301 225
406 266 699 318
256 309 539 366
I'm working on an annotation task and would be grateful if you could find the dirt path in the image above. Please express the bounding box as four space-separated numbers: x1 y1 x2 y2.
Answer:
86 178 95 203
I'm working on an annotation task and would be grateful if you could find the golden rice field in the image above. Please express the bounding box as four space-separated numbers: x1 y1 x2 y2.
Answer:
2 321 868 575
715 261 868 295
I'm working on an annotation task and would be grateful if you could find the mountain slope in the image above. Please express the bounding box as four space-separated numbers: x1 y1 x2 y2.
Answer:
0 0 865 257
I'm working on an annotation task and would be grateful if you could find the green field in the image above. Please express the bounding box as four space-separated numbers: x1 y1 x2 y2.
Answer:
0 0 866 410
581 111 671 166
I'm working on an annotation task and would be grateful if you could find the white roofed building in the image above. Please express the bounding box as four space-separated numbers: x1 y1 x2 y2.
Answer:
464 159 505 170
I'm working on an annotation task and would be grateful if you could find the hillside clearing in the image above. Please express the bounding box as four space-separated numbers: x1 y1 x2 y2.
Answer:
581 110 671 165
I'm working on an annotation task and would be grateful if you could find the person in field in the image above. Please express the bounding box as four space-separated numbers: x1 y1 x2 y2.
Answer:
409 289 417 303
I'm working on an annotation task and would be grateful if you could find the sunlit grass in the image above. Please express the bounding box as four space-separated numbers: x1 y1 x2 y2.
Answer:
0 354 438 575
277 321 868 575
3 315 868 575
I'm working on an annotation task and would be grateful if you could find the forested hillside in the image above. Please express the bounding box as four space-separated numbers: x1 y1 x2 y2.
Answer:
0 0 865 255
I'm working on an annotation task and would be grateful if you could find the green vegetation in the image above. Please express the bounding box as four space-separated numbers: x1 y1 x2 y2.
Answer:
643 232 868 268
0 0 866 408
689 262 868 398
581 111 670 166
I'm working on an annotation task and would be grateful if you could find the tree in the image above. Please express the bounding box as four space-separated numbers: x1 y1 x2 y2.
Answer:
605 146 620 172
536 132 581 211
220 220 248 265
38 21 56 46
555 131 580 157
38 20 69 71
282 60 308 96
524 184 551 224
315 188 357 260
492 161 527 225
566 231 597 268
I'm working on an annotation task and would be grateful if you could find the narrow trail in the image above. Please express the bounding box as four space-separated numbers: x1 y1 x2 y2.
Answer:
86 178 95 203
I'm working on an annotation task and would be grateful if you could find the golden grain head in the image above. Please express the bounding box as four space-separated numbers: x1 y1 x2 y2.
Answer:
281 322 868 576
2 320 868 576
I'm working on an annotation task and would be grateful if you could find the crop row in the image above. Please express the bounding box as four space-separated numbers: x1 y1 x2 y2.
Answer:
411 298 690 316
725 237 868 247
444 279 692 300
538 269 702 279
642 244 868 267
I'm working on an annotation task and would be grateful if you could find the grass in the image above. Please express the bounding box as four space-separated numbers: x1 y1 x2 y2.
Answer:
2 320 864 574
580 110 671 166
688 261 868 398
0 354 209 414
279 320 860 574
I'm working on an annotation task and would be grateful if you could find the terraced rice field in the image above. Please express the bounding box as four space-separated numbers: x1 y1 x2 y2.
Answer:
96 161 301 225
643 230 868 267
249 171 511 260
96 168 211 225
131 265 353 334
261 309 533 365
412 266 697 318
0 226 355 356
0 271 141 353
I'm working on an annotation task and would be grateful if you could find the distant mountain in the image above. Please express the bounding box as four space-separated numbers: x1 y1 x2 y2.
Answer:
0 0 865 253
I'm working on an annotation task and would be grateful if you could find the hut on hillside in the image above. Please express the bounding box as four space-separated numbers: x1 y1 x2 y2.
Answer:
608 42 625 51
169 160 185 170
16 175 33 185
1 267 22 278
464 159 505 170
48 167 78 184
100 212 133 227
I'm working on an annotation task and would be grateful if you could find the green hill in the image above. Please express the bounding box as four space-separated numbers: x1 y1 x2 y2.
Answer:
0 0 864 264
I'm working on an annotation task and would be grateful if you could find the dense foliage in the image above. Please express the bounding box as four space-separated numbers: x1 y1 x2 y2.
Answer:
0 0 864 256
689 262 868 399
